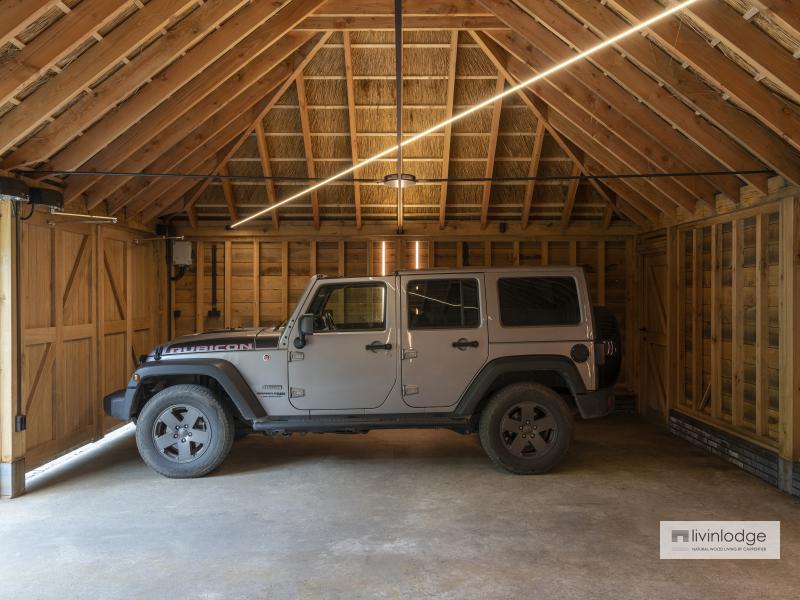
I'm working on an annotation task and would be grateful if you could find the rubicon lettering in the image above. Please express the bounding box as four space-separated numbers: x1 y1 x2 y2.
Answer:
165 343 254 354
660 521 780 559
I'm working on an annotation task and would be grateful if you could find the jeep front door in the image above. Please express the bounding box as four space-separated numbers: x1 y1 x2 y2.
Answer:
400 275 488 408
287 278 397 411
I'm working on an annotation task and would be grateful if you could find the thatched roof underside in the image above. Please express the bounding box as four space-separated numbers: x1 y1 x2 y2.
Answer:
1 0 798 230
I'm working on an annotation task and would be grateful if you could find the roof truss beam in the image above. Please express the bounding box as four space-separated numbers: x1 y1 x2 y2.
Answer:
4 0 251 169
108 38 322 217
0 0 60 48
480 75 506 229
604 0 800 156
0 0 197 156
172 33 333 221
438 31 459 229
478 31 684 215
514 0 770 194
255 120 280 229
295 73 321 229
551 0 800 189
343 32 362 229
683 0 800 105
70 30 318 210
521 120 545 229
0 0 133 108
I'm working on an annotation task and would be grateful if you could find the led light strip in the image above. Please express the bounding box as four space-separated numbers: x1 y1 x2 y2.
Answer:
230 0 700 229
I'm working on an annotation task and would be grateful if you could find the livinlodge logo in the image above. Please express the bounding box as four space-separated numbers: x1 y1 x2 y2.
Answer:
660 521 780 559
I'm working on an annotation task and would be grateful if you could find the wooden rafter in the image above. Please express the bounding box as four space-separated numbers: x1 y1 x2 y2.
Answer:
187 205 199 230
107 80 287 216
521 119 545 229
490 30 689 213
141 158 219 223
0 0 197 156
752 1 800 39
438 31 459 229
476 48 652 229
75 32 317 211
343 32 362 229
684 0 800 106
220 164 239 222
480 75 506 229
128 96 280 219
4 0 251 168
552 0 800 189
0 0 59 47
482 0 711 206
0 0 131 108
605 0 800 156
560 163 581 229
295 73 320 229
476 31 679 217
174 33 333 220
601 203 614 230
29 1 323 179
255 120 280 229
514 0 771 194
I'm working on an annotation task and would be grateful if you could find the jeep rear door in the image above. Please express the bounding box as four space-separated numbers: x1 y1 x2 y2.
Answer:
399 274 488 408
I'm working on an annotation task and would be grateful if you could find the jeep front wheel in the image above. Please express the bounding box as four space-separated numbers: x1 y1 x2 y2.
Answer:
478 382 572 474
135 384 234 478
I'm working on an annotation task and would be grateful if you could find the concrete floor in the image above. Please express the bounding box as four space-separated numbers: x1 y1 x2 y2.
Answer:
1 416 798 600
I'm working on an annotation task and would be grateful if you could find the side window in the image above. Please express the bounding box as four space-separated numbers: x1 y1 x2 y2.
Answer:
307 283 385 332
498 277 581 326
407 279 480 329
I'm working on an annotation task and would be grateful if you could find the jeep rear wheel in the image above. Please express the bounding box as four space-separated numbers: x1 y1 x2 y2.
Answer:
135 384 234 478
479 382 572 474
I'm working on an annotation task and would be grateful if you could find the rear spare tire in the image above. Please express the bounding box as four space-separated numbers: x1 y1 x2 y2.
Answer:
135 384 234 478
479 382 573 474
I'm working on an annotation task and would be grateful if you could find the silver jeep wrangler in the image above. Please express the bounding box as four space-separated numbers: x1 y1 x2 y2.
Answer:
105 267 621 478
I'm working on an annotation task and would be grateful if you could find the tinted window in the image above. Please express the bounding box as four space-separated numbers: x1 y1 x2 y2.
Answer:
308 283 385 332
498 277 580 326
407 279 480 329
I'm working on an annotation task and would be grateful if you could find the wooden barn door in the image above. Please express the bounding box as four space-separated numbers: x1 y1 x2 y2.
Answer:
22 221 97 469
639 245 669 421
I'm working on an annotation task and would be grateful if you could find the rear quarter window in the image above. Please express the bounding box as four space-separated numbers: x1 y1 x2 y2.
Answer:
498 277 581 326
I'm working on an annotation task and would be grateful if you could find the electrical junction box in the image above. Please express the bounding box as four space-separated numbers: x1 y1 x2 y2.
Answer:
172 240 193 266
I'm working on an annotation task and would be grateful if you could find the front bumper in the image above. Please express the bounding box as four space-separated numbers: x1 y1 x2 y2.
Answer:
575 387 614 419
103 388 136 421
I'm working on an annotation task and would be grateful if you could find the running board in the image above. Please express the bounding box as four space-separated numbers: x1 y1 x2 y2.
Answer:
251 414 473 434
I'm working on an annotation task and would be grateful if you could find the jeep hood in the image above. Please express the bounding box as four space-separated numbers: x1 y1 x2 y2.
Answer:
158 328 281 356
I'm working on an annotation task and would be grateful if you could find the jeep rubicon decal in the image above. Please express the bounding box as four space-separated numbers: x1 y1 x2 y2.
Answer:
165 342 255 354
104 267 621 479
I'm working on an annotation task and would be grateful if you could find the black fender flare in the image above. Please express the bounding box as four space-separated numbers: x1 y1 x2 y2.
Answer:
453 355 587 417
112 358 266 421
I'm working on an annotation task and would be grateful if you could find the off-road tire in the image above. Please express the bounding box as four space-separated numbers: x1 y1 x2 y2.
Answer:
135 384 234 478
479 382 573 474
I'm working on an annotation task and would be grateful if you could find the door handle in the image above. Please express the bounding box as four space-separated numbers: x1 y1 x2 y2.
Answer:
452 338 479 350
365 341 392 352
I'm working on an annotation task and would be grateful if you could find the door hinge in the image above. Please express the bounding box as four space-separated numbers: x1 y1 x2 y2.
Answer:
289 387 305 398
402 348 418 360
403 384 419 396
289 351 304 361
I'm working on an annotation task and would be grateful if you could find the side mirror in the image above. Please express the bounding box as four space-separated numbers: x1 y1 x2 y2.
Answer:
294 313 315 349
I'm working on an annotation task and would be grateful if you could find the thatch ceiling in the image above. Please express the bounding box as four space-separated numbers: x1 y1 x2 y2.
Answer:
1 0 798 231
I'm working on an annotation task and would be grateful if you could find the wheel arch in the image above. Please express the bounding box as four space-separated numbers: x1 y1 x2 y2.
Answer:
125 358 266 422
453 355 586 419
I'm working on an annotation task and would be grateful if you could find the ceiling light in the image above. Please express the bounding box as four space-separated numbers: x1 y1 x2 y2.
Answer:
229 0 700 229
383 173 417 188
